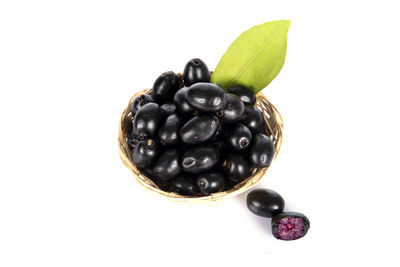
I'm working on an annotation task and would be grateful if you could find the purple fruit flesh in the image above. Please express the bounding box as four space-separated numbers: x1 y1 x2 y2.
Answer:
271 212 310 241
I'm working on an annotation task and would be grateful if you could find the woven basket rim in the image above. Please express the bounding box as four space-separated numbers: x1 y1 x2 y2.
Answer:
118 82 283 203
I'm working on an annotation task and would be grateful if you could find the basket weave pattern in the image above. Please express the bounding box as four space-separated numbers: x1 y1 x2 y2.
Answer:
118 86 283 203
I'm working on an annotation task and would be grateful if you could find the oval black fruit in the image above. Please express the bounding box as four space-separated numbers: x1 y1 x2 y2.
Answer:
197 172 225 195
170 174 199 196
160 103 176 117
225 123 252 151
153 71 180 102
152 148 182 180
221 94 245 124
249 134 275 167
174 87 194 115
246 188 285 218
181 146 220 174
132 139 160 168
139 167 170 190
180 115 219 145
229 85 256 106
222 154 252 182
132 103 163 138
158 114 182 146
241 106 265 133
130 94 154 114
183 58 210 87
185 83 227 113
272 212 310 241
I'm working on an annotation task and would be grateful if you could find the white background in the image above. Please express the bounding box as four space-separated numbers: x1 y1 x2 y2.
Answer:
1 0 399 266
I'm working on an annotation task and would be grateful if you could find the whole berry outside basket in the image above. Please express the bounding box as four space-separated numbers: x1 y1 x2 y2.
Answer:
118 75 283 203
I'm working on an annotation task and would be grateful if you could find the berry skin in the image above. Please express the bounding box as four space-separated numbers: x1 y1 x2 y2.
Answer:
180 115 219 145
139 167 170 191
132 139 160 168
225 123 252 151
160 103 177 117
185 83 227 113
131 103 163 138
152 148 182 180
221 94 245 124
222 154 252 182
130 94 154 114
183 58 210 87
182 145 220 174
271 212 310 241
249 134 275 167
158 114 183 146
246 188 285 218
240 106 265 133
170 174 199 196
153 71 180 103
197 172 225 195
228 85 256 106
174 87 194 115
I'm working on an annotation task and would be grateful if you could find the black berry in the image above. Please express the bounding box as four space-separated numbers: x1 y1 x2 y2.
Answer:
241 106 265 133
246 188 285 218
197 172 225 195
180 115 219 145
170 174 199 196
225 123 252 151
153 71 180 103
181 145 220 174
185 83 227 113
271 212 310 241
130 94 154 114
132 139 160 168
183 58 210 87
152 148 182 180
229 85 256 106
249 134 275 167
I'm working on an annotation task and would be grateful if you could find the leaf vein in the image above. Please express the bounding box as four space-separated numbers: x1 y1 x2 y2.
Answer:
227 21 285 88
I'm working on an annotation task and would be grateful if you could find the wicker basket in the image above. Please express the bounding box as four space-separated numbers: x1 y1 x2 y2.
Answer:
118 78 284 203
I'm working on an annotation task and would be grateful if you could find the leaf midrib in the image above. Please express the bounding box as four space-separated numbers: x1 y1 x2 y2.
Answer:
227 21 285 88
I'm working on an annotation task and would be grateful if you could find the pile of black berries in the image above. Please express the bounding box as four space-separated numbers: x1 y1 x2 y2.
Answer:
127 58 275 196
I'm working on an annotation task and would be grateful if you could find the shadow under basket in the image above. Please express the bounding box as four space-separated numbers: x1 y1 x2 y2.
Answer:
118 87 284 204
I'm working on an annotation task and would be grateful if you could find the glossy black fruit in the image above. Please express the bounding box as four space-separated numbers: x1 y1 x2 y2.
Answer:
229 85 256 106
221 94 245 124
170 174 199 196
130 94 154 114
225 123 252 151
183 58 210 87
272 212 310 241
160 103 176 117
153 71 180 102
174 87 194 115
182 145 220 174
222 154 252 182
180 115 219 145
132 139 160 168
249 134 275 167
139 167 170 190
197 172 225 195
185 83 227 113
152 148 182 180
158 114 182 146
241 106 265 133
246 188 285 218
131 103 163 138
127 136 139 149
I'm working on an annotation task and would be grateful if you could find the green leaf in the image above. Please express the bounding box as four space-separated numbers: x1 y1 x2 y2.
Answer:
211 20 290 93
